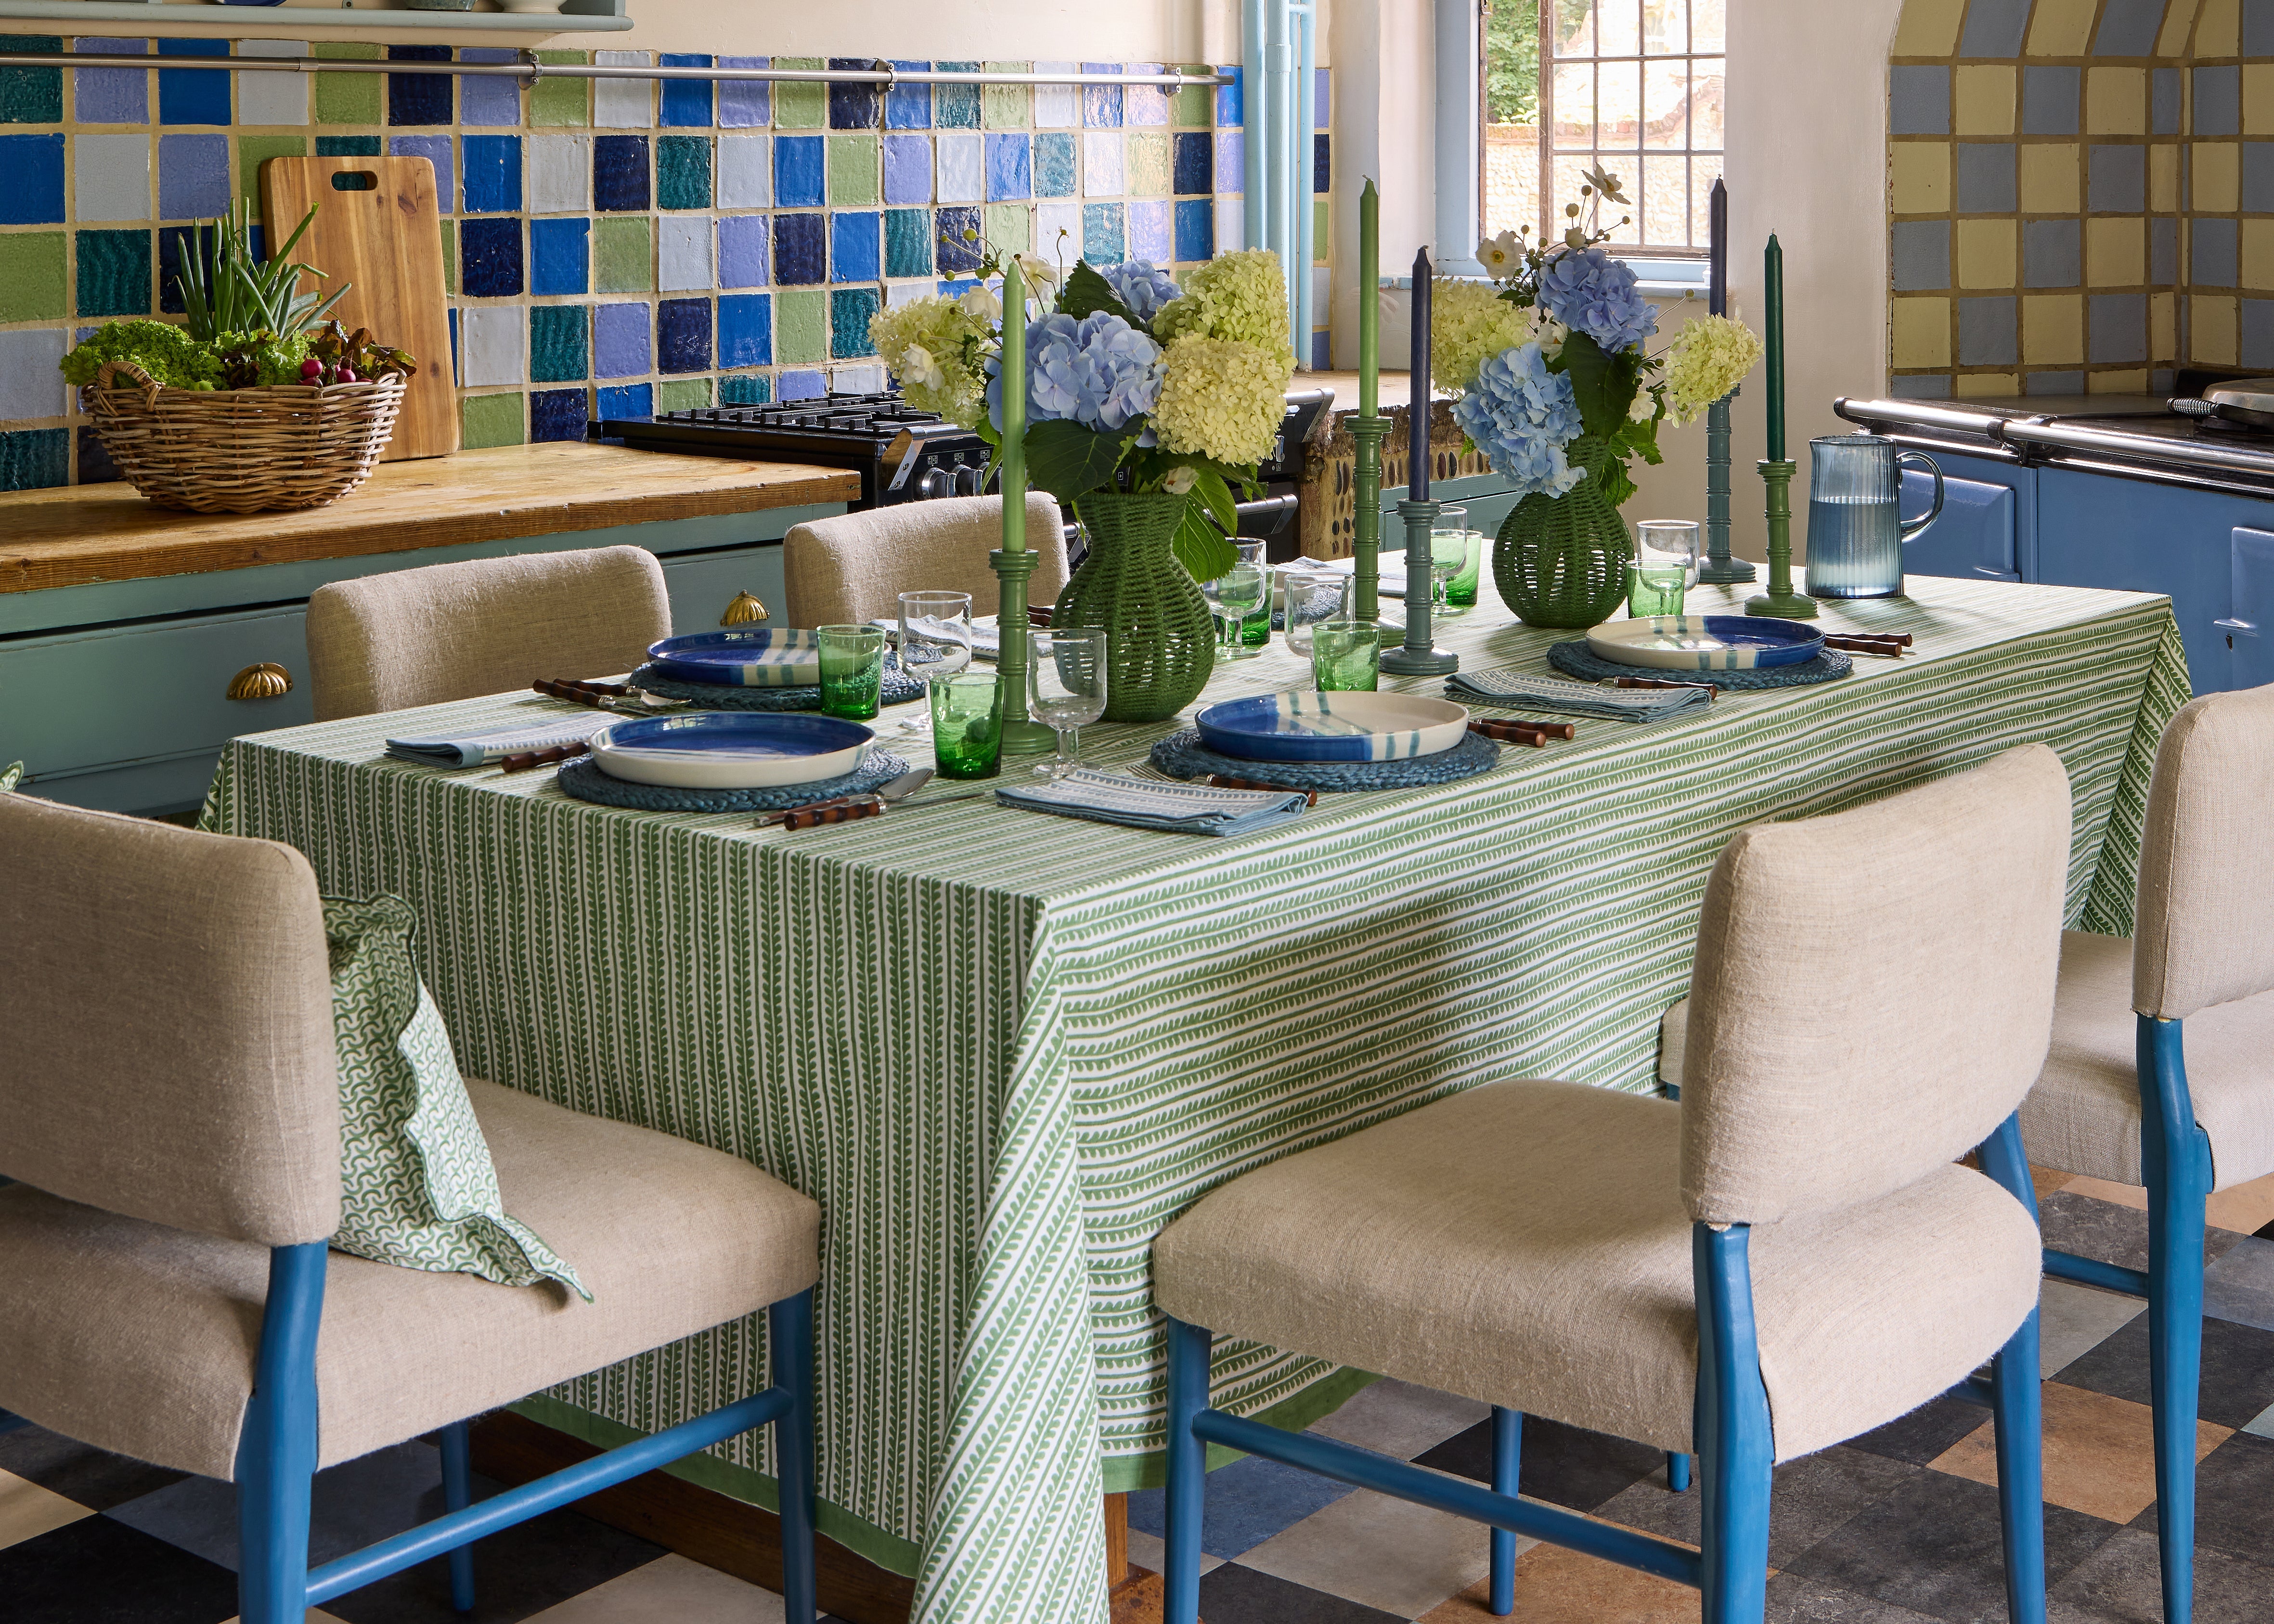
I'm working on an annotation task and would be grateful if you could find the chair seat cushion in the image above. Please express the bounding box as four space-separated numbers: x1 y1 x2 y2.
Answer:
2019 930 2274 1191
1153 1080 2040 1462
0 1081 819 1480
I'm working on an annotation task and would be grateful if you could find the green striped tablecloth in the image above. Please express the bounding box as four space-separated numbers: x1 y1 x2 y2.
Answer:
207 575 2189 1624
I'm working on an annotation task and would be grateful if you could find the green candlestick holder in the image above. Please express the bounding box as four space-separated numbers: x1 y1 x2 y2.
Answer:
1349 412 1390 622
1744 459 1817 620
1696 387 1756 585
989 546 1057 752
1379 498 1460 675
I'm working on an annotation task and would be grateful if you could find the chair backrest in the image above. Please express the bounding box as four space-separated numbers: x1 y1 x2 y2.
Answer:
782 494 1069 629
306 545 671 721
0 794 341 1246
2133 683 2274 1019
1680 744 2072 1226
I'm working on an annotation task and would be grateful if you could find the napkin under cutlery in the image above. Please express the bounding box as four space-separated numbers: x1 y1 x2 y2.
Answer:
1446 669 1713 723
994 769 1311 837
385 717 603 768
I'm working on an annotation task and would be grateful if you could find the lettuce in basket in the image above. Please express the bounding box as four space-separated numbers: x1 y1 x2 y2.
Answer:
59 321 225 391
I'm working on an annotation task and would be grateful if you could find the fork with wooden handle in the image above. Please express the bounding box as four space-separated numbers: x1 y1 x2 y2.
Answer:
500 743 587 775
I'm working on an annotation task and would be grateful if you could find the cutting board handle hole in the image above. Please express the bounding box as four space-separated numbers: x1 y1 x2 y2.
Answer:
331 172 378 191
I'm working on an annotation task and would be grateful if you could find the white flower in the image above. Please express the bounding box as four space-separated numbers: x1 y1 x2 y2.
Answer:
1477 230 1525 278
1012 253 1062 296
958 284 1002 322
1629 387 1657 423
900 342 944 391
1161 465 1198 494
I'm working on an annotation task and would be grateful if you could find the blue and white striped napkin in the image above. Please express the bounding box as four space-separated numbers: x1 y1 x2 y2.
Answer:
1447 669 1712 723
993 769 1310 837
385 717 602 768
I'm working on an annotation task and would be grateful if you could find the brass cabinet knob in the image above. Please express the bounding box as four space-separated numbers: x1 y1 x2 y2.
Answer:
226 662 294 701
721 591 769 626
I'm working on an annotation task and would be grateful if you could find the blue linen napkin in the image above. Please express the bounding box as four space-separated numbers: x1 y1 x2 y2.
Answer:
384 717 604 768
993 769 1310 837
1446 669 1712 723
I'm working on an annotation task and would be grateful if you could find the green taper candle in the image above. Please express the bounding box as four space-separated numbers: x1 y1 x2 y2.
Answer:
1359 180 1378 418
1764 232 1785 463
1001 259 1026 551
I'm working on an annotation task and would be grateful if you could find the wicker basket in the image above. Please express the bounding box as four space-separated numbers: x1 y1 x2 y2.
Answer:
81 360 405 513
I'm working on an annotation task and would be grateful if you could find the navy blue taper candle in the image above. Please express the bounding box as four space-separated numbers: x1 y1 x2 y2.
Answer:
1408 246 1431 499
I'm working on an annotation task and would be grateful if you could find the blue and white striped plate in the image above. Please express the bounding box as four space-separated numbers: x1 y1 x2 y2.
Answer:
590 712 873 788
1193 692 1471 763
645 629 824 687
1585 615 1825 671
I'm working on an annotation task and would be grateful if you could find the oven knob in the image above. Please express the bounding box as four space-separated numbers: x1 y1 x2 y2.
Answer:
954 464 986 496
918 466 957 499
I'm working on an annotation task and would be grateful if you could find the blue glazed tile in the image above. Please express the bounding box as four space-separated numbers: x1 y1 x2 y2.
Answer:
461 135 523 214
719 292 772 367
76 425 121 484
2196 217 2240 288
1955 144 2017 214
658 296 711 373
721 373 772 404
936 205 983 272
779 369 827 400
1960 0 2030 54
594 301 652 377
1173 130 1211 195
2197 64 2242 138
530 304 589 382
2090 293 2148 365
2153 67 2183 135
832 210 881 282
2153 217 2178 284
986 133 1032 201
719 56 770 129
718 214 769 287
886 62 931 129
1891 220 1951 292
597 382 652 419
884 208 933 278
1082 201 1125 264
448 306 458 381
594 134 650 211
155 132 226 222
1126 64 1169 128
0 133 63 224
935 62 982 129
0 428 69 491
775 212 827 284
660 54 715 128
74 39 148 126
2092 145 2147 214
1174 197 1213 262
832 287 881 358
388 134 453 207
530 217 590 295
2021 65 2080 137
1957 296 2017 367
156 224 196 313
1128 198 1173 263
531 387 589 443
1033 132 1076 197
1888 65 1951 137
882 133 931 204
1315 66 1331 127
2094 0 2165 54
458 48 522 128
829 58 881 129
1126 1455 1353 1560
1215 65 1241 128
2246 143 2274 215
1314 132 1330 194
1083 64 1124 128
657 134 711 209
386 43 452 128
1312 329 1331 369
1215 129 1244 194
156 39 229 127
461 217 525 298
318 135 383 158
2023 219 2080 288
2250 0 2274 54
775 135 825 208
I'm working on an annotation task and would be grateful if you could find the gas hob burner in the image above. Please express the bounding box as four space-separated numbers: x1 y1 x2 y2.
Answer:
595 389 991 510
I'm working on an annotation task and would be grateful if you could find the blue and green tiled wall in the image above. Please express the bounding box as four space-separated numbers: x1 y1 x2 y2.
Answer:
0 35 1334 490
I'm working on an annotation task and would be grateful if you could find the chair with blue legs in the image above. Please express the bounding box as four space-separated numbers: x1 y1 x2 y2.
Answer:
2016 685 2274 1624
0 792 824 1624
1152 744 2072 1624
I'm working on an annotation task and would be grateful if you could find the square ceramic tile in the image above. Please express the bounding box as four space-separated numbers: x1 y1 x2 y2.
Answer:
1127 66 1171 129
658 296 711 373
460 304 526 387
594 301 652 377
531 217 590 296
775 288 827 364
1034 131 1077 197
530 136 592 213
75 228 151 318
594 51 656 129
155 131 226 221
886 61 932 131
828 58 882 131
719 373 771 404
936 206 983 272
2048 1525 2274 1624
935 63 982 130
1235 1487 1493 1619
1082 202 1125 263
521 1553 785 1623
1129 198 1173 262
1035 65 1080 130
596 382 652 418
828 133 879 206
0 428 68 491
1174 130 1213 194
937 131 984 204
462 134 523 214
772 59 826 129
718 292 771 367
458 46 523 128
73 39 149 127
831 287 880 358
657 216 711 292
1084 64 1124 129
531 387 588 442
235 39 310 127
718 214 768 288
530 304 589 383
883 209 931 279
461 217 525 298
388 133 452 208
779 370 827 400
1085 131 1125 198
1128 1454 1354 1560
1215 129 1245 193
0 1467 91 1554
775 212 827 284
385 43 452 128
882 133 931 205
659 53 713 129
1128 130 1171 195
2039 1278 2146 1376
1037 201 1082 260
1930 1380 2226 1524
594 134 650 211
885 279 934 307
831 210 880 282
774 135 824 209
0 1512 239 1621
157 39 231 128
718 55 770 129
1204 1561 1406 1624
1174 197 1214 260
658 134 711 210
983 64 1031 129
717 134 771 209
0 326 66 424
312 46 380 128
73 133 152 223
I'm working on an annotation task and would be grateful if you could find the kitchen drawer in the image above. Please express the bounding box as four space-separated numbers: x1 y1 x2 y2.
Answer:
657 543 788 635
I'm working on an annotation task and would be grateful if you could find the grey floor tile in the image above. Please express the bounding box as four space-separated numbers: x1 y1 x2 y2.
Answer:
1231 1485 1494 1618
2038 1280 2145 1379
1196 1560 1407 1624
1305 1378 1491 1463
2202 1234 2274 1331
1127 1453 1355 1560
1765 1570 1946 1624
0 1421 188 1512
2131 1430 2274 1566
2050 1525 2273 1624
0 1513 241 1623
1412 1414 1665 1513
2038 1191 2242 1278
2056 1314 2274 1429
1843 1399 1992 1468
1596 1445 1918 1568
108 1441 452 1571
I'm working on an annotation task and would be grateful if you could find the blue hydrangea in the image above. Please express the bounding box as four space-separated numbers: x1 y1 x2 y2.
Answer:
1451 342 1586 497
1536 246 1658 355
987 311 1165 435
1096 259 1183 325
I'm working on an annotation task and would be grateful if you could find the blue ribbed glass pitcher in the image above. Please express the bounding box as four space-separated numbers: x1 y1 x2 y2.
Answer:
1803 434 1944 599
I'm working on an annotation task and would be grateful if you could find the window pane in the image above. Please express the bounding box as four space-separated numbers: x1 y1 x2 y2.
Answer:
1597 0 1642 58
1691 0 1725 54
1642 154 1691 245
1643 58 1687 148
1484 129 1542 241
1551 154 1598 226
1554 0 1596 59
1551 60 1596 148
1690 56 1725 151
1596 57 1641 151
1691 159 1720 246
1643 0 1685 54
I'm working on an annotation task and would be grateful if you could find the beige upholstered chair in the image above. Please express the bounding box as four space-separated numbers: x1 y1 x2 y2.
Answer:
0 793 822 1624
305 545 672 721
1153 746 2072 1624
781 494 1068 629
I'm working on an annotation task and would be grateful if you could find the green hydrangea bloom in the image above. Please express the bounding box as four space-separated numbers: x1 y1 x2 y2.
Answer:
1153 250 1293 367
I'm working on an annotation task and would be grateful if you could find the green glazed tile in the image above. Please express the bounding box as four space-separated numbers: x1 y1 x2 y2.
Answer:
884 208 932 279
1127 132 1170 196
658 134 712 210
440 219 457 296
1314 199 1330 259
984 64 1031 129
775 60 825 129
0 35 62 126
829 133 879 206
0 428 69 492
238 136 308 213
830 287 879 358
1171 67 1212 129
461 392 525 450
658 378 712 413
532 49 590 127
313 43 383 126
316 136 383 158
934 62 982 130
76 228 152 317
0 232 67 322
594 216 653 293
984 203 1030 261
530 303 589 383
775 287 827 364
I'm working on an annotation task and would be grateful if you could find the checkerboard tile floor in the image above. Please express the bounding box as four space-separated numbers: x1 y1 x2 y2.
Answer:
13 1173 2274 1623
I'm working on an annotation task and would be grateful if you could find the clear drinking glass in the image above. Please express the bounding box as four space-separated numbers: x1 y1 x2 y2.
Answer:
1028 628 1109 777
930 670 1003 779
815 624 886 720
1279 570 1350 657
1311 619 1382 691
1234 540 1273 649
1426 505 1469 617
1444 530 1485 610
1629 519 1700 619
898 591 975 687
1206 563 1269 660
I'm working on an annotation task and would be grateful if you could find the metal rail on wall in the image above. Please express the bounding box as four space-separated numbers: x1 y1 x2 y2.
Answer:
0 50 1232 87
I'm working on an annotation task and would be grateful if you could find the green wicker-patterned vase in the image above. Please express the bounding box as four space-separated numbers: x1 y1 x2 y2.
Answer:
1050 490 1215 723
1493 435 1633 629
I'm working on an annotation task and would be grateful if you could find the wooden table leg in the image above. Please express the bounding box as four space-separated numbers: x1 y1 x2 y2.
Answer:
1107 1490 1188 1624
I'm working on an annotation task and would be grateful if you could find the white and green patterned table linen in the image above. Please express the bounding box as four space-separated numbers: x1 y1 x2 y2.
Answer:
206 577 2190 1624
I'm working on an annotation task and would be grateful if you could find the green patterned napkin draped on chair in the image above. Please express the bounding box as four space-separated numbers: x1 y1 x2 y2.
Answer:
322 894 588 1300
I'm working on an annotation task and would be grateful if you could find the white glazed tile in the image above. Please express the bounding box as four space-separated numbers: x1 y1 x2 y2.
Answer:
886 279 935 308
529 136 592 214
1232 1485 1501 1618
1217 196 1246 253
1311 263 1332 307
593 50 655 129
520 1555 784 1623
0 1468 90 1553
1305 1377 1492 1461
832 362 888 393
0 329 68 422
658 215 711 291
235 39 310 125
1036 201 1082 263
460 305 526 389
71 132 152 223
1034 63 1079 129
716 134 772 209
935 131 985 205
1083 131 1124 198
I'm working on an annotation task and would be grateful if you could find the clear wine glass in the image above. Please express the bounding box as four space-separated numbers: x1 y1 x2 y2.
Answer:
1028 628 1109 776
1205 564 1268 660
899 591 975 687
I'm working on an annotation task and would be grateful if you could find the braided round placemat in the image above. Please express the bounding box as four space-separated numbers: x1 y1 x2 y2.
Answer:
555 750 915 813
1149 726 1500 792
1546 641 1854 688
632 653 926 710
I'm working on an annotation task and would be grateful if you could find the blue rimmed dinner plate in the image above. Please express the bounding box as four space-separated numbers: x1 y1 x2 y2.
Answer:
1585 615 1825 671
1192 692 1471 763
645 628 824 688
589 713 873 789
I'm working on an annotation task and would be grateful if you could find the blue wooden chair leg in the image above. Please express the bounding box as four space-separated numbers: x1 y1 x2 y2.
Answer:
1694 1223 1772 1624
236 1242 328 1624
439 1419 476 1612
1163 1316 1212 1624
1976 1109 2048 1624
2142 1015 2209 1624
1667 1451 1692 1493
1488 1406 1521 1615
771 1290 819 1624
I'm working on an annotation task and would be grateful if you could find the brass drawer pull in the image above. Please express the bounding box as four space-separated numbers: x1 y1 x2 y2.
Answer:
227 662 293 701
721 592 769 626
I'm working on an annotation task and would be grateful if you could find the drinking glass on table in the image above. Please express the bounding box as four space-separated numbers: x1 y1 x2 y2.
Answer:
930 670 1003 779
1629 520 1700 619
1279 570 1350 658
898 591 976 687
1234 540 1273 649
1027 628 1108 778
1427 505 1469 617
815 624 886 720
1444 529 1485 610
1311 619 1382 691
1205 563 1268 660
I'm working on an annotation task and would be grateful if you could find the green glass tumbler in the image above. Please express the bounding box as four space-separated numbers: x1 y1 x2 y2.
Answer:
930 670 1003 780
816 624 886 721
1626 564 1688 619
1311 619 1382 691
1445 531 1484 608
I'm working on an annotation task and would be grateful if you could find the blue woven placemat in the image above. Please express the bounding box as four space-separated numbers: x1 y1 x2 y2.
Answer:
632 652 926 710
1545 640 1853 688
1149 726 1500 791
555 749 914 813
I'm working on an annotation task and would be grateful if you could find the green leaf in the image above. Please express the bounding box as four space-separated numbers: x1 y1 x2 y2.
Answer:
1191 466 1237 535
1022 417 1132 504
1559 332 1652 441
1170 496 1238 582
1596 457 1638 511
1056 260 1137 324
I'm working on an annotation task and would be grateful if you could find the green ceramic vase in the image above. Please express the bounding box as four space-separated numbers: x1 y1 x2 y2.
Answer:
1049 490 1216 723
1493 435 1634 629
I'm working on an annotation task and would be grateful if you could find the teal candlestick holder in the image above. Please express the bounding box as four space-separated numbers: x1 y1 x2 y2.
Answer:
1378 498 1460 675
1744 459 1817 620
1697 387 1756 585
1349 412 1390 622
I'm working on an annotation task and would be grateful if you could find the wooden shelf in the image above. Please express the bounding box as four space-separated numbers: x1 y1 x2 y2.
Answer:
0 3 633 34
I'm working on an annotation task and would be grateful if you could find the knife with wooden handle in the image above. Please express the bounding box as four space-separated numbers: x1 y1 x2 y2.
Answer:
500 743 586 774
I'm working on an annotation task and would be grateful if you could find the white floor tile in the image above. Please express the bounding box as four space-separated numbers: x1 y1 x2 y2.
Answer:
1125 1526 1221 1577
0 1466 91 1551
2040 1276 2146 1379
1306 1377 1492 1461
520 1553 784 1622
1232 1485 1504 1619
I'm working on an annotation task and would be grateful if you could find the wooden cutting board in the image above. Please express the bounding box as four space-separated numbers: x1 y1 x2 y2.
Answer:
260 155 458 461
